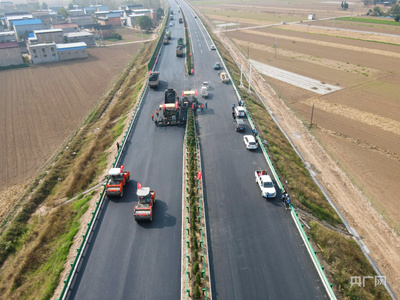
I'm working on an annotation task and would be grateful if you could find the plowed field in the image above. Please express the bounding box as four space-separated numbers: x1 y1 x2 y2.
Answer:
0 44 140 189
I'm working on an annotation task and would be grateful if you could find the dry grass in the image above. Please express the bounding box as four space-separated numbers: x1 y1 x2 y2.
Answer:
310 222 391 300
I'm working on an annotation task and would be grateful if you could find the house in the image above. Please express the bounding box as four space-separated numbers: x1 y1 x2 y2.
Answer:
31 11 54 28
0 31 16 42
56 42 88 61
97 13 121 26
64 31 95 47
6 14 33 28
13 19 43 39
34 28 64 43
29 42 59 64
52 23 79 34
69 9 84 17
68 15 94 27
95 11 109 18
0 41 23 67
96 5 108 11
84 7 96 15
0 1 14 11
127 13 145 27
120 4 143 11
86 24 114 38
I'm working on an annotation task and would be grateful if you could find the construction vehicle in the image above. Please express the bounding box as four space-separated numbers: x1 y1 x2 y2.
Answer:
165 88 176 103
164 38 169 45
177 37 184 46
176 45 183 57
201 82 209 98
148 71 160 89
106 166 130 197
220 72 229 83
134 187 155 221
166 30 171 40
179 18 183 23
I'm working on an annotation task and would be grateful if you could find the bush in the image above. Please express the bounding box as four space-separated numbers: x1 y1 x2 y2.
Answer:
193 283 201 298
192 261 199 275
195 271 201 285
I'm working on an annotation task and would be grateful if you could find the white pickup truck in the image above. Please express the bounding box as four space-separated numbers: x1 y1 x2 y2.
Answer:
201 82 209 98
255 170 276 198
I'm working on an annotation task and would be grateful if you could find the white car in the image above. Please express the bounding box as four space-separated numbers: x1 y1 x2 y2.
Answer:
210 44 216 50
255 170 276 198
243 135 258 150
235 106 245 117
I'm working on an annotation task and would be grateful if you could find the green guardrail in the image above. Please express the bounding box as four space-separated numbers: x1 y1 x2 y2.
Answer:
58 75 150 300
148 7 169 70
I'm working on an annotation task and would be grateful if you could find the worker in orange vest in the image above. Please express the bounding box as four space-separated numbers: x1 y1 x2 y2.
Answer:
156 109 159 117
151 113 154 120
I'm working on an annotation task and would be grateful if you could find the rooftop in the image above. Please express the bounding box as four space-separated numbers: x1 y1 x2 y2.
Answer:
34 28 63 34
56 42 87 50
64 32 93 37
0 31 15 36
0 42 19 49
52 23 79 29
13 19 42 26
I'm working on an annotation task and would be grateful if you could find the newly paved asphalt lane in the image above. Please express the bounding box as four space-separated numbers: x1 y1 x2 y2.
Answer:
68 3 188 299
179 1 329 299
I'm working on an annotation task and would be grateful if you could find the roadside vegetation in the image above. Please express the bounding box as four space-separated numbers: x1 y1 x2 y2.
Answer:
338 16 400 25
185 109 208 298
205 23 391 299
0 39 155 299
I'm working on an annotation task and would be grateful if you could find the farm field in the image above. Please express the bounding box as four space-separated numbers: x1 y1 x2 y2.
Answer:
0 43 140 206
190 0 400 296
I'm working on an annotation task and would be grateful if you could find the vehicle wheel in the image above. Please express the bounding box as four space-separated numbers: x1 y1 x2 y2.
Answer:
120 189 123 198
127 175 130 182
150 214 153 222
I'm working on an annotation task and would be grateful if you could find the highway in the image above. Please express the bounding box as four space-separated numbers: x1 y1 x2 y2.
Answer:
178 1 328 299
68 0 329 299
68 2 186 299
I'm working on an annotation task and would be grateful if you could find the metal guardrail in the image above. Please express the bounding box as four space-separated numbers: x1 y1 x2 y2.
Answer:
57 18 167 300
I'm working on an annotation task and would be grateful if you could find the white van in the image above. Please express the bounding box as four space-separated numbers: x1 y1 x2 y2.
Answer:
235 106 245 117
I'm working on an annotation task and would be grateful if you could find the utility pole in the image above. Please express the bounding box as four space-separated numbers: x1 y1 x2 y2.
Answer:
247 42 249 59
248 64 252 93
310 103 315 127
274 37 278 59
240 63 243 87
306 24 310 42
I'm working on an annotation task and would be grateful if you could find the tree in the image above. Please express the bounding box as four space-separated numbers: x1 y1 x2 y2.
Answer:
59 7 70 18
42 2 48 10
68 3 74 10
395 14 400 21
389 3 400 16
137 15 153 31
341 1 349 10
156 7 164 20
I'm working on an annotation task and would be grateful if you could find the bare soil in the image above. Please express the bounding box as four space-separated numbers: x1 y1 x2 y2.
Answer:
0 44 140 220
190 0 400 296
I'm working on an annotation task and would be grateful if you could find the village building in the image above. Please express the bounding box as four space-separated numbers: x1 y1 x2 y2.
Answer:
13 19 43 39
28 42 59 64
56 42 88 61
64 31 95 47
34 28 64 44
52 23 79 34
0 31 16 42
68 15 94 27
0 41 23 67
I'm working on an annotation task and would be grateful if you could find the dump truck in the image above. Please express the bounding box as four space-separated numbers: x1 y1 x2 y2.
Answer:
106 166 130 197
134 187 155 221
177 37 184 46
255 170 276 198
201 82 209 98
179 18 183 23
176 45 183 57
148 71 160 89
166 30 171 40
164 38 169 45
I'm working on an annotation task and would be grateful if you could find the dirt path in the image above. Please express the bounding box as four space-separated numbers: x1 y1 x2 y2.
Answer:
197 10 400 297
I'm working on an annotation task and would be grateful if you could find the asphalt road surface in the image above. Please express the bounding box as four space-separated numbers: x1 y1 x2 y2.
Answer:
178 1 329 299
68 2 187 299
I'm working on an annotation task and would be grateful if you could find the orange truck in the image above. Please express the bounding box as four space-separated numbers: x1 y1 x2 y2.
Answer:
105 166 130 197
133 187 156 221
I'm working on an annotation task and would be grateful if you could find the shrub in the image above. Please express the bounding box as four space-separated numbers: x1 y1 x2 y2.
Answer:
195 271 201 285
192 261 199 275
